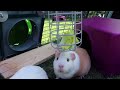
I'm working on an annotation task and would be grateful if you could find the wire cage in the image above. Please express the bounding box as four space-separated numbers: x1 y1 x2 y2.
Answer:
48 11 82 52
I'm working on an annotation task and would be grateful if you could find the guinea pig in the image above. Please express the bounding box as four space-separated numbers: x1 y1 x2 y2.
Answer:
10 65 48 79
53 47 91 79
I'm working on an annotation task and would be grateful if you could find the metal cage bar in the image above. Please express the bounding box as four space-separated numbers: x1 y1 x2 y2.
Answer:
48 11 82 52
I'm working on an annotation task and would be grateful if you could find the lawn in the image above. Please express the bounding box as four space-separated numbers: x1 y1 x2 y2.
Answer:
41 19 75 45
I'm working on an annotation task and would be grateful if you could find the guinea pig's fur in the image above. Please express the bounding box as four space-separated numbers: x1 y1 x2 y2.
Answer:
10 65 48 79
53 48 91 79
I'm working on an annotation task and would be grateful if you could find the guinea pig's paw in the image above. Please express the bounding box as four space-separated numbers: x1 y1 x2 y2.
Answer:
55 77 60 79
80 76 85 79
75 76 84 79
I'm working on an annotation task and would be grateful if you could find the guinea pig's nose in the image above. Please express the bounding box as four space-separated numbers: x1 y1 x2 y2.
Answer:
59 65 64 68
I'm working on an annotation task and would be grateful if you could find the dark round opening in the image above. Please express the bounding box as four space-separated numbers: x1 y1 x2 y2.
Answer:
8 19 37 51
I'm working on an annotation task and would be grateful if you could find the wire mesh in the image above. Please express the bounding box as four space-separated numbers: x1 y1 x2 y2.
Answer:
47 11 82 52
41 11 109 47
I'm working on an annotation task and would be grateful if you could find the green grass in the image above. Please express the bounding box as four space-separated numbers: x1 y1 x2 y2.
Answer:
41 19 75 45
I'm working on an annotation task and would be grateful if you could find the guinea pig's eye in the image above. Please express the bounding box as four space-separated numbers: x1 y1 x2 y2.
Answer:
56 57 59 60
67 58 69 62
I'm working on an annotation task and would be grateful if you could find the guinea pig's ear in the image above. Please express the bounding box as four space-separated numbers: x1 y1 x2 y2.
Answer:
55 49 60 57
70 53 76 60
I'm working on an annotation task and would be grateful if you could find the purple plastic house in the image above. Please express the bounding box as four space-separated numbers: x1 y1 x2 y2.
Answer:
76 17 120 76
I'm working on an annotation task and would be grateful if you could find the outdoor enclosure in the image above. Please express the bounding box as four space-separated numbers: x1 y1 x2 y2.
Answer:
1 11 120 79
